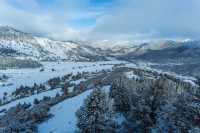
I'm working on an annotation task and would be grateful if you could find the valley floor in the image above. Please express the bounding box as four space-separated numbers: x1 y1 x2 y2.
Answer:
0 60 199 133
0 61 123 97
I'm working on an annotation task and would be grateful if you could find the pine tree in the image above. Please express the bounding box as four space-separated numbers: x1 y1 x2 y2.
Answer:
196 77 200 87
34 98 39 105
110 77 131 113
125 79 166 132
62 83 69 95
76 88 115 133
164 91 200 133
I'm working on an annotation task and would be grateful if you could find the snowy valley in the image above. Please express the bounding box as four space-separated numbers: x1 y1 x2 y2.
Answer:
0 26 200 133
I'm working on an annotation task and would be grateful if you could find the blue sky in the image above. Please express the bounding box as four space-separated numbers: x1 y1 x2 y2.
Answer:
6 0 113 27
0 0 200 41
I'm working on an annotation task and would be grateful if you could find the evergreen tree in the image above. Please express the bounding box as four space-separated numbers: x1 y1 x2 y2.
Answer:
76 88 115 133
163 91 200 133
48 77 61 89
110 77 131 113
125 79 166 132
33 98 39 105
62 83 69 95
196 77 200 87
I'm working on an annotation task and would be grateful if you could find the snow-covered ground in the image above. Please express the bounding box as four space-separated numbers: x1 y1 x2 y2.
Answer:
38 89 92 133
124 63 197 86
70 79 86 85
124 71 140 80
38 86 111 133
0 61 124 98
0 88 61 114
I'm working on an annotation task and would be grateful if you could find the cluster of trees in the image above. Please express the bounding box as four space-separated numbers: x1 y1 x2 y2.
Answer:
10 72 87 105
12 83 46 98
76 76 200 133
11 73 74 100
110 77 200 133
0 57 42 69
0 83 47 106
196 77 200 86
1 72 77 106
62 73 72 82
71 72 83 81
120 80 165 132
159 92 200 133
48 77 61 89
0 102 50 133
76 88 116 133
48 72 84 89
0 71 94 132
110 80 131 113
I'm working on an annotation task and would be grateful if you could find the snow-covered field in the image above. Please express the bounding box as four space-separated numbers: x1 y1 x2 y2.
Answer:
0 88 61 114
124 63 197 86
0 61 124 98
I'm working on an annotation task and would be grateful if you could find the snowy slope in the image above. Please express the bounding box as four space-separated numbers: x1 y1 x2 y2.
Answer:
0 26 106 61
38 86 111 133
38 89 92 133
91 40 185 56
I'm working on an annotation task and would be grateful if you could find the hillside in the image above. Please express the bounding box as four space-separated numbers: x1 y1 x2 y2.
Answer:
0 26 107 62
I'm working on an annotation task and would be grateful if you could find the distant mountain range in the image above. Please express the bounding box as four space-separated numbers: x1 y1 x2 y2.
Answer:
0 26 200 64
120 40 200 63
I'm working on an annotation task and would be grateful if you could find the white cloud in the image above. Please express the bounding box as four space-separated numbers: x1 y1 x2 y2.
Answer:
0 0 200 41
0 0 85 40
90 0 200 40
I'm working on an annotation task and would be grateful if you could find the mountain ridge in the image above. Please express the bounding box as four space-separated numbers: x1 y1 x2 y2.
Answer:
0 26 199 63
0 26 107 61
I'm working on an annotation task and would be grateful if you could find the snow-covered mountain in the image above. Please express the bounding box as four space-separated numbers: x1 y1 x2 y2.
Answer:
123 40 200 62
91 40 186 56
0 26 199 62
0 26 106 61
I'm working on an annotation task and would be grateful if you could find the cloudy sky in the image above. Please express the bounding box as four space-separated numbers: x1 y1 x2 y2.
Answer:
0 0 200 41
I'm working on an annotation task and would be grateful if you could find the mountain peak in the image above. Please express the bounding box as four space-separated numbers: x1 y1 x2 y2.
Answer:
0 26 32 36
0 26 20 33
0 26 34 41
